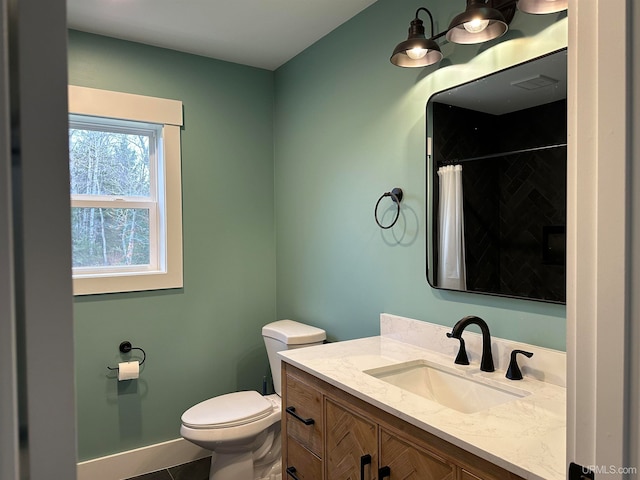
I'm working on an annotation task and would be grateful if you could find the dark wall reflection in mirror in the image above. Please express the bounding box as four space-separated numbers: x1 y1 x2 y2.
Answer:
426 49 567 303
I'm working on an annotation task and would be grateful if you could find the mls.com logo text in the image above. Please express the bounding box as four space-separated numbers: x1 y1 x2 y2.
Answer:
583 465 638 475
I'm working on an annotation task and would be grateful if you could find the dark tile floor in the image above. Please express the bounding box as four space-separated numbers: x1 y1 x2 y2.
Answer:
126 456 211 480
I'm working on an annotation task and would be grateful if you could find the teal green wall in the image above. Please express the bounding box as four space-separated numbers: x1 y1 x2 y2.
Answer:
68 31 276 461
274 0 566 346
70 0 567 462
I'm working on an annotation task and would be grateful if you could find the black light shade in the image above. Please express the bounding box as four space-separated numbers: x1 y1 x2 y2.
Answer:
390 9 443 68
446 0 508 45
390 2 564 72
517 0 567 14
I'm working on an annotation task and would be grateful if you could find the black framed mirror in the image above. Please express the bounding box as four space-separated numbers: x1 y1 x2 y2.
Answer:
426 49 567 303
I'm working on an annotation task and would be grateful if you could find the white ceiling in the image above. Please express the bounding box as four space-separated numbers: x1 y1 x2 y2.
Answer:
67 0 378 71
432 49 567 115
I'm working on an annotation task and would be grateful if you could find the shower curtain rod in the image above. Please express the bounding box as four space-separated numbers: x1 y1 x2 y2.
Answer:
439 142 567 165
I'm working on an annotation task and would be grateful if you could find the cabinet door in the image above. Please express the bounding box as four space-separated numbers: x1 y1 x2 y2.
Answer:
460 470 483 480
285 372 323 457
379 428 455 480
286 437 322 480
325 398 377 480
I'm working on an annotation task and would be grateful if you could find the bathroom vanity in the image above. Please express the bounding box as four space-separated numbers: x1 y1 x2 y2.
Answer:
283 363 526 480
279 314 566 480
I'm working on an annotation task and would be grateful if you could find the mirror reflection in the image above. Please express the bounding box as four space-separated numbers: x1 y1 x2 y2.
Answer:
426 49 567 303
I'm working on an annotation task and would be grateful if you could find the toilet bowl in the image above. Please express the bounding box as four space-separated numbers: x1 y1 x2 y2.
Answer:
180 320 326 480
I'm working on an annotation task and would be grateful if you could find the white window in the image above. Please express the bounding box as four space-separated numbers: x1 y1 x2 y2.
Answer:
68 86 183 295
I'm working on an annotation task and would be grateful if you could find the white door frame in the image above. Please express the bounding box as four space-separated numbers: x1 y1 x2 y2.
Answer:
0 0 19 477
0 0 77 478
631 0 640 472
567 0 633 477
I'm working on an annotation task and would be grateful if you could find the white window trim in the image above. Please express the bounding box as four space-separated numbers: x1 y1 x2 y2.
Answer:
68 85 183 295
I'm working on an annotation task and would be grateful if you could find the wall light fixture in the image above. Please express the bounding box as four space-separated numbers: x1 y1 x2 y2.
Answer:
390 7 443 67
446 0 510 45
390 0 567 68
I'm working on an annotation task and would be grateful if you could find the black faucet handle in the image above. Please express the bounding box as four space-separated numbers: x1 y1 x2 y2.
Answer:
446 332 470 365
506 349 534 380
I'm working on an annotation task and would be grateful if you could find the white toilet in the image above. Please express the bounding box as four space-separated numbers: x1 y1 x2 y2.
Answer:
180 320 326 480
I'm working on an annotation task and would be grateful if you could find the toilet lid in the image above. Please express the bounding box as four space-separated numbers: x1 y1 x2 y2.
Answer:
181 391 274 429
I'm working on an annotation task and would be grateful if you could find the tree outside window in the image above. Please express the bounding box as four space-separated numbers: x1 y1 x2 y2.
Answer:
69 123 156 270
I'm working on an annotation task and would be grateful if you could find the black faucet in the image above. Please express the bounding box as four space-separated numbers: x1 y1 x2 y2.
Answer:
506 349 534 380
446 316 495 372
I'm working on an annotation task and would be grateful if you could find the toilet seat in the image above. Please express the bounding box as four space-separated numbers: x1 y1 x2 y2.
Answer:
180 393 281 451
181 391 274 429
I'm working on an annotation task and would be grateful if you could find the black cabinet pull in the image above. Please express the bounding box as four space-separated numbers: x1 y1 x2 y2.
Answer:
378 466 391 479
285 406 315 425
286 466 301 480
360 454 372 479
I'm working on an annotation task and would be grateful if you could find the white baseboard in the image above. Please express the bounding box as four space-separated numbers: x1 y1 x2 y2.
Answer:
77 438 210 480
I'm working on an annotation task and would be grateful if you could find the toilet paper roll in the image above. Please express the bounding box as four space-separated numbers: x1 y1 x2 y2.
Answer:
118 361 139 381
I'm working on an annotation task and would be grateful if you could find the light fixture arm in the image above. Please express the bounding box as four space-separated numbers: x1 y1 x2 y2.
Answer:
415 7 436 38
490 0 518 25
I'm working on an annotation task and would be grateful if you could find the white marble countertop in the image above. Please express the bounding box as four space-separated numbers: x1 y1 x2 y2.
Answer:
279 335 566 480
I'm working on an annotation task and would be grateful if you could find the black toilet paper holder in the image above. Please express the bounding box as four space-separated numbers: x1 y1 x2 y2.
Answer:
107 341 146 371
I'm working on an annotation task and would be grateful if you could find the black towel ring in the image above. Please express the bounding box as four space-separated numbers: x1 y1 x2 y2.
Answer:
374 188 403 229
107 341 146 370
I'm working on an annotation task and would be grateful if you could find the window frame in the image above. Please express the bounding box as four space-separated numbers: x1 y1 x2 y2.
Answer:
69 117 160 274
68 85 183 295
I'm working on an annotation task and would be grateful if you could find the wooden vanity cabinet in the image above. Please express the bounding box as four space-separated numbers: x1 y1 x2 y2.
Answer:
379 428 455 480
282 367 323 479
282 363 525 480
325 398 377 480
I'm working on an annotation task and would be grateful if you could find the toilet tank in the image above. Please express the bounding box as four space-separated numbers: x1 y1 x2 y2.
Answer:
262 320 326 396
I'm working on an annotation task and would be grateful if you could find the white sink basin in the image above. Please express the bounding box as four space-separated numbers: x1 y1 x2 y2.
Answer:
364 359 530 414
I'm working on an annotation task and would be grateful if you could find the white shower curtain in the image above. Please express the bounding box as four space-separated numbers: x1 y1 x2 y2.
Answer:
437 165 467 290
